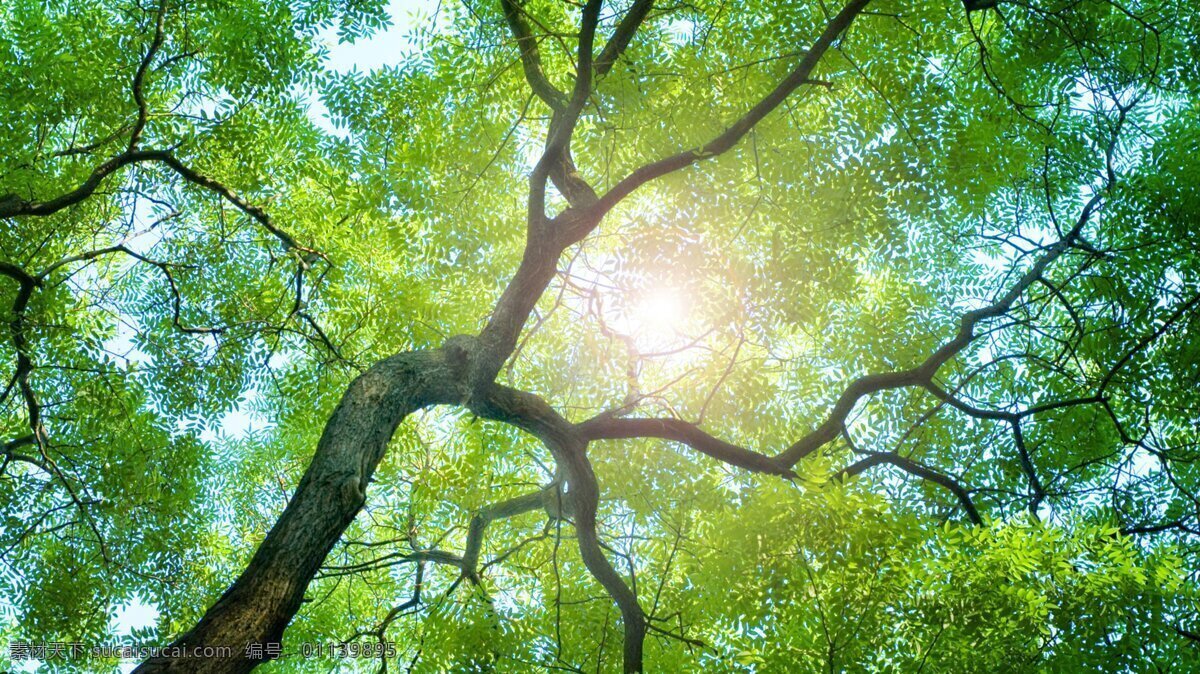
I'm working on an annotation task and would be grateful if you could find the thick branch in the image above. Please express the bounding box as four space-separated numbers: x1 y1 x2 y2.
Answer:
0 151 159 218
1 434 48 473
472 2 612 391
566 450 646 672
1 262 42 432
475 0 868 395
578 417 794 477
529 0 603 211
500 0 602 212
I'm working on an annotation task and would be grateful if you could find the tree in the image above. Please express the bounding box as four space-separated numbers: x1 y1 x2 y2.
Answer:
2 0 1199 671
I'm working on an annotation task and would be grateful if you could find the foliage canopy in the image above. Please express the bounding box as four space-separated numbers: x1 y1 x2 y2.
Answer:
2 0 1199 671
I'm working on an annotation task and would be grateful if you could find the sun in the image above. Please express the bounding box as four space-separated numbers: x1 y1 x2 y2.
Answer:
626 286 691 353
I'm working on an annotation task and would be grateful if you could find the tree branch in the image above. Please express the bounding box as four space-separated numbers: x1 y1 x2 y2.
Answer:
590 0 873 219
774 187 1106 468
835 452 983 524
500 0 569 110
594 0 656 78
527 0 604 212
0 149 317 261
460 488 549 582
468 384 647 672
0 151 159 218
578 416 794 477
474 0 868 395
128 0 167 151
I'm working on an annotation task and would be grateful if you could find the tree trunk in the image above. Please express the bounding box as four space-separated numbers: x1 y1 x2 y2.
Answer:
134 350 459 673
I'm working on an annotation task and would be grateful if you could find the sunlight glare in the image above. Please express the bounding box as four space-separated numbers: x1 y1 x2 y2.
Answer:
627 286 691 352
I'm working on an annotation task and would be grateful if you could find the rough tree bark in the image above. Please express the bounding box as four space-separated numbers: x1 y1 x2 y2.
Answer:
135 351 461 672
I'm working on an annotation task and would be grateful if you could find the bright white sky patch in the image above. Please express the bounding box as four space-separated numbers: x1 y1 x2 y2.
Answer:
112 597 160 637
319 0 426 74
307 0 431 134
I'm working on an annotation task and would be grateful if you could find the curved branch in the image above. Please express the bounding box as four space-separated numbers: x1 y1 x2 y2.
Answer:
567 451 647 673
149 151 316 257
0 149 316 260
0 262 38 289
1 261 111 560
1 434 48 473
571 187 1112 526
500 0 569 110
0 151 159 218
774 188 1105 468
460 488 549 582
128 1 167 151
470 384 646 672
527 0 603 212
36 244 223 334
473 2 608 392
578 416 794 477
835 452 983 524
2 261 43 432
